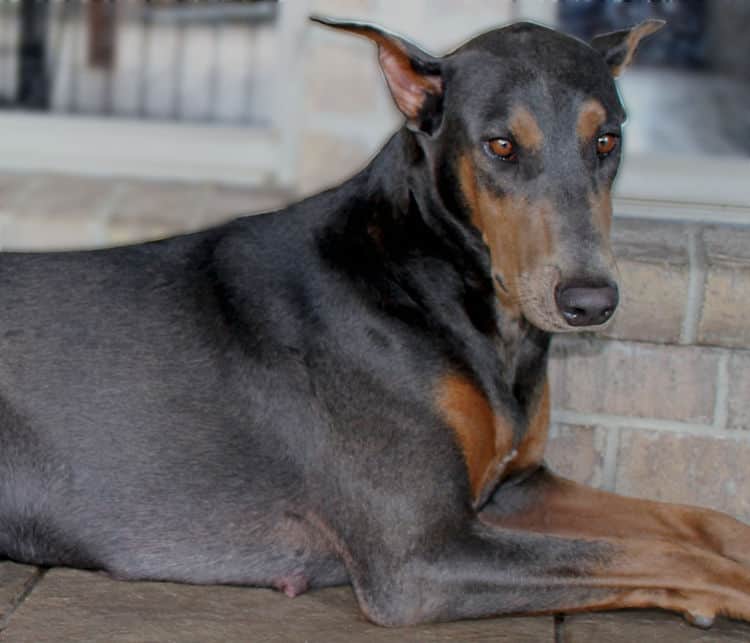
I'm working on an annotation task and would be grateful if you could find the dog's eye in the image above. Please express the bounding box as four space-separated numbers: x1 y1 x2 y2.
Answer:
486 138 517 161
596 134 619 158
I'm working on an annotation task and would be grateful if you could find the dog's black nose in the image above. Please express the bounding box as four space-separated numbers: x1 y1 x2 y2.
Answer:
555 283 618 327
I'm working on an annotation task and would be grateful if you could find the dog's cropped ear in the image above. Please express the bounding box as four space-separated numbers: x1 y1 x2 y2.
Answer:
590 19 665 77
311 16 443 135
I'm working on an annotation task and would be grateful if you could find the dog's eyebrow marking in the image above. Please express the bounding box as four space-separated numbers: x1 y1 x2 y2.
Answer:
509 105 543 151
577 98 607 141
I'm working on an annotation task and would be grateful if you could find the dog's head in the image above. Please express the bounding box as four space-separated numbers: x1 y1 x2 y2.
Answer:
313 17 663 332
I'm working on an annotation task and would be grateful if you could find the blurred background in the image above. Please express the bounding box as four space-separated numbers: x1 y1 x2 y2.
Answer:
0 0 748 249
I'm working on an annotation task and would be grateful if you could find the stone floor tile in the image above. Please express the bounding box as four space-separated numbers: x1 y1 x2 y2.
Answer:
562 610 750 642
0 562 40 623
1 569 555 642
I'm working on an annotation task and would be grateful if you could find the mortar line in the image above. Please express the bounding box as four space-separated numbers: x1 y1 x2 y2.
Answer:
601 425 621 492
0 567 48 633
680 224 706 345
552 410 748 440
713 352 730 430
554 613 566 643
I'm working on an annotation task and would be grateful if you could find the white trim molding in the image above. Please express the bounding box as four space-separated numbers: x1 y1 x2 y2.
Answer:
614 153 750 224
0 111 282 187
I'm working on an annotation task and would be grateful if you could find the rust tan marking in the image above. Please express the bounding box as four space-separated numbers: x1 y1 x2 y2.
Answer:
377 45 442 118
481 467 750 623
437 373 514 505
458 154 561 326
576 98 606 142
509 105 543 152
317 23 441 119
346 27 441 118
505 378 550 476
489 470 750 562
588 188 613 240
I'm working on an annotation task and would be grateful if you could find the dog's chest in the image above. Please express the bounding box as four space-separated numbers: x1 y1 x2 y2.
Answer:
435 371 518 508
434 318 548 508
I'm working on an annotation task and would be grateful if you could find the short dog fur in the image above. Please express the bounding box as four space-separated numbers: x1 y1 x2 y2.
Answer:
2 17 750 628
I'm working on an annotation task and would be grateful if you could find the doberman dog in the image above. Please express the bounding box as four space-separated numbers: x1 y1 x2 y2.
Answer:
1 16 750 629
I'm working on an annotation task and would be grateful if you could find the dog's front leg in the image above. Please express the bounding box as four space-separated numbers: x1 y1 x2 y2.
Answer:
482 466 750 568
310 484 750 627
331 517 750 627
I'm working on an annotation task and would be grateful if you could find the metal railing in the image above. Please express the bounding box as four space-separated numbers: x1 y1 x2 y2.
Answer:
0 0 279 125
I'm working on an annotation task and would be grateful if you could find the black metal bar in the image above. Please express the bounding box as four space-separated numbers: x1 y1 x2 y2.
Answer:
137 0 153 118
16 0 50 108
208 19 221 122
0 2 12 105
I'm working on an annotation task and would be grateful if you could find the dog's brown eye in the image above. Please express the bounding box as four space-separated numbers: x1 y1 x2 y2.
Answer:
487 138 516 160
596 134 619 157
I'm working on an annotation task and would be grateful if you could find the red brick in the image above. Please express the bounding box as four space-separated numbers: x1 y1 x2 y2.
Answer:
615 430 750 521
7 173 117 219
605 219 690 344
698 225 750 349
728 351 750 431
545 424 608 488
550 338 720 424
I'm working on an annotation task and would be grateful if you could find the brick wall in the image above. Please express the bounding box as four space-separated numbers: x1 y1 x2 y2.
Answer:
0 173 289 249
547 220 750 522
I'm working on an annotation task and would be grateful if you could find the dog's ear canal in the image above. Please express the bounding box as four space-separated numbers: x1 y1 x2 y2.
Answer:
590 19 665 77
311 16 444 135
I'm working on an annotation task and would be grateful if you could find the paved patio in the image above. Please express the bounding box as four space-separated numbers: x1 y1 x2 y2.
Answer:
2 561 750 642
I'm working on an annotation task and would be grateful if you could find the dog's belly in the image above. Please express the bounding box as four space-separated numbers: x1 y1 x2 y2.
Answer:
0 460 347 591
0 386 347 592
98 509 349 591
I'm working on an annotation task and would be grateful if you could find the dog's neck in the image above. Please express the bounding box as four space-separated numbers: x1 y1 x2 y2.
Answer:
323 128 550 395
